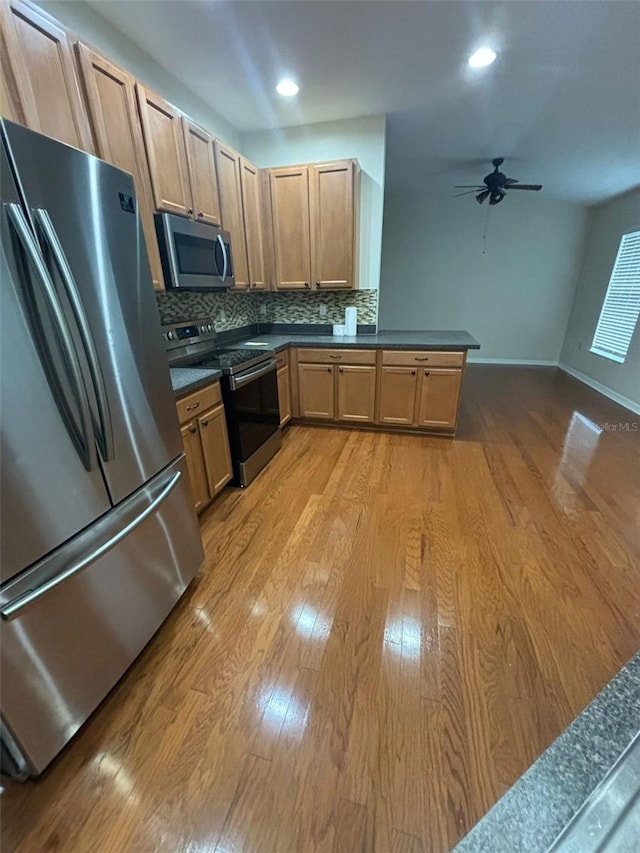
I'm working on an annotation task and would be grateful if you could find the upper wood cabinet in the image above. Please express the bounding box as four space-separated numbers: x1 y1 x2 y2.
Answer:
310 160 358 290
269 166 312 290
267 160 359 291
239 157 266 290
75 44 164 290
0 0 92 151
214 140 249 290
136 83 192 218
183 118 221 227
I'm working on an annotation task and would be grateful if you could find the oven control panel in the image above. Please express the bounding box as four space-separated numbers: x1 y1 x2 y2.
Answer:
161 318 218 357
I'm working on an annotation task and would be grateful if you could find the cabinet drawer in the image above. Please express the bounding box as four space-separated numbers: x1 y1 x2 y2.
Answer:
176 382 222 424
381 350 465 368
296 348 376 365
275 348 289 369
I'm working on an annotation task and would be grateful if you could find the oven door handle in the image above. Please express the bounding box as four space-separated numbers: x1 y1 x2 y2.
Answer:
216 233 228 283
229 358 277 390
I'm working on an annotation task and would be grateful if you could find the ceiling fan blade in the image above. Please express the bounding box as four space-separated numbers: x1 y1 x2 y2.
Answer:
507 184 542 191
475 190 490 204
504 177 519 185
454 185 485 189
454 189 483 197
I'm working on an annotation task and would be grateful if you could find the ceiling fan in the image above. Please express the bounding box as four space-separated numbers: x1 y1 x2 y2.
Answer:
454 158 542 205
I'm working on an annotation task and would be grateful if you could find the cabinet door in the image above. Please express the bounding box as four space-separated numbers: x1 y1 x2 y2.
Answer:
136 83 191 217
277 365 292 426
269 166 311 290
377 366 419 426
240 157 266 290
297 363 335 420
416 368 463 430
337 365 376 423
198 403 232 498
75 44 165 291
214 140 249 289
310 160 356 290
183 118 221 227
0 0 92 151
181 420 209 512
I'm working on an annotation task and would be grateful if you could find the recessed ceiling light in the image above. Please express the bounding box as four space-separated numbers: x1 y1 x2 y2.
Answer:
468 47 497 68
276 79 299 97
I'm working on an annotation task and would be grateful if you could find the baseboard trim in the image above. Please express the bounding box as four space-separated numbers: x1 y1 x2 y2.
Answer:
467 357 559 366
558 363 640 415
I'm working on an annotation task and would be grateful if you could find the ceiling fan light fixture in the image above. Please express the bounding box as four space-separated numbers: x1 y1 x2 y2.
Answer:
468 47 497 68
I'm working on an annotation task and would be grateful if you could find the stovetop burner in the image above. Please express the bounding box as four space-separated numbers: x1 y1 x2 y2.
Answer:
196 348 273 372
162 318 275 375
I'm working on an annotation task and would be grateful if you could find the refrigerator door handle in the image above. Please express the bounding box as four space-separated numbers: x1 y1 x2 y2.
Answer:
5 202 98 472
34 208 115 463
0 469 183 621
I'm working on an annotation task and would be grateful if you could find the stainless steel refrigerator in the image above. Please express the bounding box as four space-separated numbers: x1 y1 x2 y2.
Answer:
0 120 204 778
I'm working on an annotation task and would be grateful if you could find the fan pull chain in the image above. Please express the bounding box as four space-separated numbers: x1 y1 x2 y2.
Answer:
482 204 491 255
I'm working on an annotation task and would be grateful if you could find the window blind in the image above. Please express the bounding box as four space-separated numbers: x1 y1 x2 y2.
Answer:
590 230 640 363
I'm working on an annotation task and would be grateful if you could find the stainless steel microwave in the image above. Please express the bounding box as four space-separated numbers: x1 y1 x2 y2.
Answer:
154 213 235 290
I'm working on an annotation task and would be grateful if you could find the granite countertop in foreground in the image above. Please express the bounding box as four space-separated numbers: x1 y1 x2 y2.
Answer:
454 650 640 852
233 330 480 352
170 366 222 397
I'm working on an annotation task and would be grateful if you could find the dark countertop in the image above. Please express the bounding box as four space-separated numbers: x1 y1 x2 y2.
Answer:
170 366 222 398
454 650 640 852
232 330 481 352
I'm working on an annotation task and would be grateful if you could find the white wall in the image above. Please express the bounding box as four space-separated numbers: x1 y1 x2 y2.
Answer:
241 115 386 291
39 1 240 148
560 188 640 408
378 190 589 362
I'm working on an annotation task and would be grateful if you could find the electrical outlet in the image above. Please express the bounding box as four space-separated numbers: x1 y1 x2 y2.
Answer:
219 308 226 323
259 302 267 317
319 303 327 317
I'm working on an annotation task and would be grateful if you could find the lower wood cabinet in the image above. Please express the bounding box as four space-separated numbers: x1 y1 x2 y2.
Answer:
295 348 466 433
180 420 209 513
377 366 419 425
415 368 462 429
337 365 376 423
177 382 232 513
298 363 335 419
198 404 233 497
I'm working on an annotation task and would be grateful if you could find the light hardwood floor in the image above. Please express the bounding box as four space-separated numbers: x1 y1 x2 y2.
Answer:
2 366 639 853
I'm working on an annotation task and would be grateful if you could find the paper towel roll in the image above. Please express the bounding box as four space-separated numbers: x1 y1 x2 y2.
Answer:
344 306 357 336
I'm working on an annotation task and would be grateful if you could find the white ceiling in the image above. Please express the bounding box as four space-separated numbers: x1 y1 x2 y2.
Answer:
89 0 640 204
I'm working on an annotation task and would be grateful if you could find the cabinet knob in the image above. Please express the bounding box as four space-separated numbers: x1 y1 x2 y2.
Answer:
188 207 194 215
339 367 344 373
186 401 201 411
327 367 332 372
201 419 209 427
424 370 430 376
411 370 416 375
189 425 197 434
197 211 204 218
304 281 310 288
316 281 321 287
329 354 342 359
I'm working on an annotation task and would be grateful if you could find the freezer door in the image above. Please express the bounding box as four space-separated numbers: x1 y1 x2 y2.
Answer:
0 143 112 584
0 455 203 776
2 121 182 505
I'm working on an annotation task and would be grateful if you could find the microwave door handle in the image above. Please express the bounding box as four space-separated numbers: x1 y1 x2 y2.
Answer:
6 203 98 472
34 209 115 463
217 233 228 283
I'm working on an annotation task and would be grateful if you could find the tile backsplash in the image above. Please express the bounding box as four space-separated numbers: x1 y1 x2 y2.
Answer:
156 289 378 331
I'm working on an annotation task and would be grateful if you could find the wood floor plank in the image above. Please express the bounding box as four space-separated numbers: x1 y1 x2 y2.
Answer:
2 366 639 853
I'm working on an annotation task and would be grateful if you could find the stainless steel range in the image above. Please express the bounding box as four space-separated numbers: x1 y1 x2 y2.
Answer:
163 319 282 487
